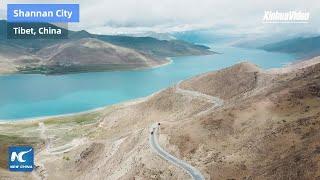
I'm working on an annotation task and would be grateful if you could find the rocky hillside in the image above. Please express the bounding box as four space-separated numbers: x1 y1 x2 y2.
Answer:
164 57 320 179
15 38 167 74
0 57 319 179
179 62 261 99
260 35 320 58
0 20 214 74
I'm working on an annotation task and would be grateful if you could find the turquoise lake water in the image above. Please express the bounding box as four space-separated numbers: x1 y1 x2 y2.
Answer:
0 44 296 120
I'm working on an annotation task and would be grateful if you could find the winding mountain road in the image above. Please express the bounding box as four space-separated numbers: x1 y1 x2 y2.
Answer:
175 81 224 116
148 82 224 179
149 123 205 180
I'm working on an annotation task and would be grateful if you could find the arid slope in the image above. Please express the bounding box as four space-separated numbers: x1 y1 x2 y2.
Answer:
0 57 319 180
17 38 168 74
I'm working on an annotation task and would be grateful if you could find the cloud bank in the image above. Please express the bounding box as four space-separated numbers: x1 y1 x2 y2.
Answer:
1 0 319 36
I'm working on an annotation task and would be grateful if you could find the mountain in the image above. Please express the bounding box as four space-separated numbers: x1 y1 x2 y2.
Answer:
121 32 176 41
260 35 320 58
0 20 214 74
0 20 213 56
17 38 167 74
68 30 213 58
94 35 213 58
173 30 243 44
1 56 319 179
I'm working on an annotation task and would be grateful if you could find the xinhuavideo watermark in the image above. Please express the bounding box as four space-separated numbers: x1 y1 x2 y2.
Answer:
263 11 310 23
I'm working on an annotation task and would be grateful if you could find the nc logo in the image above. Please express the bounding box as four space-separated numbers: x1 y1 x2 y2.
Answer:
8 146 34 172
10 148 32 162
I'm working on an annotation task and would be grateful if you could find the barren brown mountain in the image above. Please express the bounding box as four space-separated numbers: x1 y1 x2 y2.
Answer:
0 56 319 180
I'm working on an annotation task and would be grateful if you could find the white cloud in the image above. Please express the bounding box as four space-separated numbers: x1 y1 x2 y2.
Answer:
1 0 319 35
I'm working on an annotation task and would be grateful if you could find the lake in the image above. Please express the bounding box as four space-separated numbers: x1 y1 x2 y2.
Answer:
0 44 296 120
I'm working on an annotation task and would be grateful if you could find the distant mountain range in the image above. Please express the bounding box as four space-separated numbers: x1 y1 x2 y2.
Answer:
121 31 176 41
0 20 214 74
260 35 320 58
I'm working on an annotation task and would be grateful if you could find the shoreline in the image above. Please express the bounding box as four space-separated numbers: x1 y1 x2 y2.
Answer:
0 57 172 123
0 53 307 123
266 56 320 74
0 89 162 124
0 106 106 124
130 57 173 71
0 59 173 123
0 58 173 76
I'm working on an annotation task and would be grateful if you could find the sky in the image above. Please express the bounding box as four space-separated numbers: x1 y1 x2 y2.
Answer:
0 0 319 37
